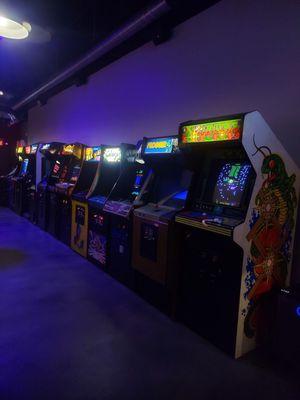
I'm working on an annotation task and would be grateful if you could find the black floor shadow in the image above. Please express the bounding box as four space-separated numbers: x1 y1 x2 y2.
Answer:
0 248 27 268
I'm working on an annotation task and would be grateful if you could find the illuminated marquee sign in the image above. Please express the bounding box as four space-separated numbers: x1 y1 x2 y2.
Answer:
62 144 74 154
25 146 31 154
41 143 50 150
0 139 7 146
144 136 179 154
85 146 101 162
17 146 23 154
30 144 38 154
181 119 242 144
103 147 121 163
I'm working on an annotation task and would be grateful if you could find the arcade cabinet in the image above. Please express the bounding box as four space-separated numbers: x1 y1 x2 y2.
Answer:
0 145 20 206
36 142 65 231
27 143 44 222
11 144 39 216
132 135 192 314
71 146 102 257
103 142 152 287
8 146 25 209
47 143 84 244
87 144 134 268
175 111 299 358
271 285 300 365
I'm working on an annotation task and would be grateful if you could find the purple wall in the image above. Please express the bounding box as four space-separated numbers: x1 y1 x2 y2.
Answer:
28 0 300 165
28 0 300 281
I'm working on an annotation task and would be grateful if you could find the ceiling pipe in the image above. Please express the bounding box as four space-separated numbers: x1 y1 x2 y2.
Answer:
12 0 171 112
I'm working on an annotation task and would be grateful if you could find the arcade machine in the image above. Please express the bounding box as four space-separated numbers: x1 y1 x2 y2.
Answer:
70 146 102 257
103 142 152 287
87 144 134 268
131 135 192 313
27 143 44 222
271 285 300 365
175 111 299 358
0 144 20 206
47 143 84 245
11 144 40 216
8 145 25 209
36 142 65 230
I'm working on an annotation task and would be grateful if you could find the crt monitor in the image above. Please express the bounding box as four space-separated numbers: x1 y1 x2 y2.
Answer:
211 162 252 208
20 159 29 176
70 165 81 184
51 160 62 178
130 168 146 199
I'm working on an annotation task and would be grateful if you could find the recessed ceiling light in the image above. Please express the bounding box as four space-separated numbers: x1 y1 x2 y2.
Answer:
0 15 30 40
0 90 4 96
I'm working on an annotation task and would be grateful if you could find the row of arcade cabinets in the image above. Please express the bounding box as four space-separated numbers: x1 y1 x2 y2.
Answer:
103 111 298 359
4 111 298 359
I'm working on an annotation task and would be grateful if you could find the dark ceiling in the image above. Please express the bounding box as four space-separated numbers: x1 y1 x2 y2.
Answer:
0 0 220 112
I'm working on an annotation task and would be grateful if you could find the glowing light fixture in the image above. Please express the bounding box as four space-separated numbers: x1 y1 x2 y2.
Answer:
0 90 4 96
0 15 30 40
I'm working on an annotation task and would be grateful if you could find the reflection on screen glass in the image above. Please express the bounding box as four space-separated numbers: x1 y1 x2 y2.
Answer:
164 189 188 208
213 163 251 207
20 159 29 175
173 190 188 200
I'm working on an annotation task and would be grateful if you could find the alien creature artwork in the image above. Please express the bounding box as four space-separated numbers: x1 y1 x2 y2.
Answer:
244 136 297 338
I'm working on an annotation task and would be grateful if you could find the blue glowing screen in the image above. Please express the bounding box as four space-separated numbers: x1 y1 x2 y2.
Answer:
174 190 188 200
131 169 145 198
296 306 300 317
20 159 29 175
213 163 252 207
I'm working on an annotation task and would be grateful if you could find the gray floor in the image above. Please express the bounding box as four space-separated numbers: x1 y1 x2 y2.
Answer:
0 207 299 400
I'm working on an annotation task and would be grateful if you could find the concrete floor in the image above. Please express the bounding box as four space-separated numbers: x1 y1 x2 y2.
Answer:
0 207 299 400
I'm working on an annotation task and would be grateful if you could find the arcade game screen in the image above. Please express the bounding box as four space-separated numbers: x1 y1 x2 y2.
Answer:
41 143 50 151
212 162 252 208
130 169 145 199
30 144 38 154
51 160 62 178
70 165 81 184
20 159 29 176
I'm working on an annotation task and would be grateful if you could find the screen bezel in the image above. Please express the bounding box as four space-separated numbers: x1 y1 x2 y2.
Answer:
202 159 255 214
51 160 62 178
